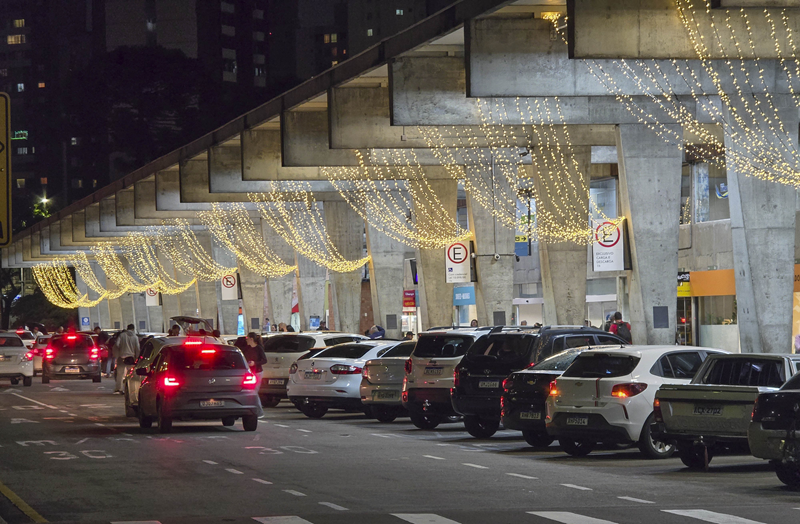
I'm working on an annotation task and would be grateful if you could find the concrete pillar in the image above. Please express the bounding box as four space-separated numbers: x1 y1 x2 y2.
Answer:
146 299 162 333
74 272 93 330
261 221 295 329
415 179 458 330
324 201 365 335
210 237 238 335
366 223 411 339
119 292 135 329
295 254 326 331
155 248 182 330
190 232 218 327
616 124 683 345
467 164 515 326
239 264 265 335
536 147 591 326
107 284 123 330
92 262 112 329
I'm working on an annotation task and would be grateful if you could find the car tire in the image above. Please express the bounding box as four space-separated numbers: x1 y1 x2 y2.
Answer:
559 439 595 457
774 461 800 489
260 395 280 408
10 378 18 385
138 404 152 429
638 413 675 459
41 375 50 384
157 401 172 434
678 441 712 469
371 405 398 423
92 374 102 383
410 411 441 430
464 416 500 438
522 430 554 448
300 404 328 419
222 416 236 427
242 415 258 432
22 376 32 387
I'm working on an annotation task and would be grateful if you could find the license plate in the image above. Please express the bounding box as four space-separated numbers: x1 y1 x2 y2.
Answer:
200 400 224 407
268 379 285 385
64 366 81 373
479 380 499 388
693 405 723 416
376 390 398 400
566 415 588 426
520 411 542 420
304 372 322 380
424 367 443 375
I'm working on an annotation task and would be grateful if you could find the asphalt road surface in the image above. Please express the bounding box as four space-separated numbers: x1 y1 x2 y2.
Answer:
0 379 798 524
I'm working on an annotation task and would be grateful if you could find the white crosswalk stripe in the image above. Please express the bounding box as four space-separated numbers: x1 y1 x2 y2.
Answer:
662 510 767 524
392 514 463 524
252 518 314 524
527 511 618 524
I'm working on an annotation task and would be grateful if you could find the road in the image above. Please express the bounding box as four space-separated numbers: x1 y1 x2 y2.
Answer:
0 379 798 524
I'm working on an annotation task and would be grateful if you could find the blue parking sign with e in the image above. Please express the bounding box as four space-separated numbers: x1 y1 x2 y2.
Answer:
81 317 90 326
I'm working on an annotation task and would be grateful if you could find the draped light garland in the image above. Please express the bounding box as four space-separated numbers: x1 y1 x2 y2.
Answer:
119 232 196 294
149 219 237 281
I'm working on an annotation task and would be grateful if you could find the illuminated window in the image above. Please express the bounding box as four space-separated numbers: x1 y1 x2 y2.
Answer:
324 34 330 44
146 19 156 32
15 179 24 189
367 29 373 36
38 82 45 88
16 147 27 155
71 137 80 146
7 34 25 45
331 33 337 43
16 83 23 92
332 60 338 66
71 178 83 189
40 177 47 185
12 130 27 140
332 47 337 56
13 19 25 28
396 9 404 15
0 69 7 77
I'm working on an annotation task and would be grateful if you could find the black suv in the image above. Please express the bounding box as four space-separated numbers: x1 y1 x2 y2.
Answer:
451 331 540 438
531 326 628 363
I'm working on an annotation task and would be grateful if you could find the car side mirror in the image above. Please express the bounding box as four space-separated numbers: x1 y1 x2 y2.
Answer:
135 367 149 376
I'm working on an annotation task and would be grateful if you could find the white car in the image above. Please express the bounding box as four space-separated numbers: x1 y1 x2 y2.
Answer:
402 329 485 429
288 340 395 418
0 332 34 386
260 332 367 407
31 335 52 375
546 345 727 459
359 340 417 422
15 329 36 349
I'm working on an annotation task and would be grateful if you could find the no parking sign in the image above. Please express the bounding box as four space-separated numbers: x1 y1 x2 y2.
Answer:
592 221 624 272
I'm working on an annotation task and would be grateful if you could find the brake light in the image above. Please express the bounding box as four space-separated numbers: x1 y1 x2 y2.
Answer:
362 366 369 378
611 383 648 398
243 372 258 389
66 335 77 340
163 376 180 388
653 398 663 422
89 347 100 360
502 377 511 391
24 351 33 361
330 364 362 375
45 348 55 360
404 358 412 374
200 349 216 354
453 364 461 387
548 380 559 397
289 363 298 374
16 328 24 334
184 339 203 346
751 396 761 422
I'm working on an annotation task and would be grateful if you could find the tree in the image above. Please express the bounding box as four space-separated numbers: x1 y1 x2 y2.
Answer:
11 289 77 332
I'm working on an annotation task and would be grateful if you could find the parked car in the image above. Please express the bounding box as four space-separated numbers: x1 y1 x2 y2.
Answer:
450 331 540 438
502 347 595 448
123 336 188 417
14 329 36 349
169 316 215 335
31 334 52 376
41 333 102 383
360 340 417 422
260 332 368 407
531 325 629 363
546 345 727 459
749 372 800 488
654 353 800 468
0 332 33 386
136 340 261 433
403 328 486 429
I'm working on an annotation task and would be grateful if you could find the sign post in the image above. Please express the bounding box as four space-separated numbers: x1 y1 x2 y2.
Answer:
0 93 10 248
445 242 470 283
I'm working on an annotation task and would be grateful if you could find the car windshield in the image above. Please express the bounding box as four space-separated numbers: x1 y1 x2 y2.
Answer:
170 348 247 370
377 341 416 358
49 336 93 351
703 358 786 387
532 349 582 371
465 336 534 366
314 344 373 359
561 353 640 378
262 336 316 354
0 336 23 347
413 335 474 358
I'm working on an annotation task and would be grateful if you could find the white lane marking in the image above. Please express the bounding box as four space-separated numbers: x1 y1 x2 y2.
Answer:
225 468 244 475
110 521 162 524
202 460 218 465
561 484 592 491
94 423 105 427
372 433 393 438
252 478 273 485
76 438 89 445
297 429 312 433
10 393 57 409
507 473 538 480
527 512 617 524
282 490 306 497
462 463 488 469
252 518 314 524
662 510 766 524
423 455 445 460
318 502 348 511
274 424 289 428
618 496 654 504
392 514 462 524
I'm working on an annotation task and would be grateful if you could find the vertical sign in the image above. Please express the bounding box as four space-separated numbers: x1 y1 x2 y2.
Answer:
221 273 239 301
592 221 624 272
445 242 470 283
145 288 160 307
0 93 10 247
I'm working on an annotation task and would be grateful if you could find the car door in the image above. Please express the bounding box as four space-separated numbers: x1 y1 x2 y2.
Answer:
140 351 167 416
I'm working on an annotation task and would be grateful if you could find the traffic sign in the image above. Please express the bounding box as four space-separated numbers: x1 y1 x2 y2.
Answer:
592 221 624 272
445 242 470 283
221 273 239 301
0 93 10 247
145 288 160 307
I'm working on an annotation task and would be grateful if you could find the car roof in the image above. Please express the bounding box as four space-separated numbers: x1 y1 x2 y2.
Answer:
704 352 800 360
580 345 728 357
0 332 22 338
538 326 611 335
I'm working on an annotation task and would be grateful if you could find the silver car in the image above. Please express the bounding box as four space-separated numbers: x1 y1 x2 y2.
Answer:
360 340 416 422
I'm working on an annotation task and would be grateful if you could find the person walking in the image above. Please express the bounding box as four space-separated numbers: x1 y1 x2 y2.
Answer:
114 324 139 394
368 325 385 339
609 312 632 343
404 331 414 341
242 332 267 407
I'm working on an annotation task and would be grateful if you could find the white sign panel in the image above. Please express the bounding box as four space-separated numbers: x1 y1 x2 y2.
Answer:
144 288 160 307
445 242 470 283
221 273 239 301
592 221 624 272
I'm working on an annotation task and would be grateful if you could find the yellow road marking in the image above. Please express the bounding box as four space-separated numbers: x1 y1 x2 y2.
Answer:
0 478 48 523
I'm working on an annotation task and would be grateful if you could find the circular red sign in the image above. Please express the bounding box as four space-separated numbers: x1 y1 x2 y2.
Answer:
447 243 469 264
595 222 620 248
222 275 237 288
146 288 157 297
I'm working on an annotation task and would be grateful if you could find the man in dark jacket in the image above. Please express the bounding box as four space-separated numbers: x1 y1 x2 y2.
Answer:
242 332 267 407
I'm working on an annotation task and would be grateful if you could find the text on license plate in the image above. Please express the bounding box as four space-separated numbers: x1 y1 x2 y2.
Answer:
479 380 499 388
520 411 541 420
376 390 398 400
268 379 285 385
304 372 322 380
566 415 588 426
424 367 443 375
65 366 81 373
200 400 224 407
693 405 723 416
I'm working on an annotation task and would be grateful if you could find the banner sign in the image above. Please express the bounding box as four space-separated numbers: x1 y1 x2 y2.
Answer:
453 286 476 306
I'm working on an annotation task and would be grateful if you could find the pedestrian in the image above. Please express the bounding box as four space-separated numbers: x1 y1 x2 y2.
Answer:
94 326 111 377
603 313 613 332
242 332 267 407
609 312 632 343
31 326 40 337
319 321 327 331
520 320 528 326
264 317 271 333
278 322 288 332
114 324 139 394
470 319 478 327
368 325 385 339
795 333 800 353
56 326 64 335
168 325 180 337
584 319 592 328
270 324 278 332
404 331 414 341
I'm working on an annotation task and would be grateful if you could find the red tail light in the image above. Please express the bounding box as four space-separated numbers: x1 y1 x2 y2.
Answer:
330 364 362 375
289 363 298 374
362 365 369 378
45 348 55 360
66 335 77 340
24 351 33 361
89 347 100 360
548 380 559 397
16 328 24 334
453 364 461 387
200 348 216 354
243 372 258 389
404 358 412 374
751 396 761 422
611 383 648 398
163 376 181 388
502 377 511 391
653 398 663 422
184 339 203 346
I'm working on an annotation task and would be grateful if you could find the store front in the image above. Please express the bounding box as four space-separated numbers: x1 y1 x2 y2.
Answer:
676 269 739 353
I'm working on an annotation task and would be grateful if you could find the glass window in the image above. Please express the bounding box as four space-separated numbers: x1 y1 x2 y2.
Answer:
413 335 474 358
465 335 537 367
564 335 594 349
693 162 729 222
15 178 24 189
171 347 247 370
49 335 93 351
562 353 640 378
703 358 786 387
396 9 404 15
253 9 264 19
221 25 235 37
40 177 47 185
0 336 23 347
699 295 736 325
16 147 27 155
668 352 703 378
324 34 330 44
314 344 373 359
324 336 363 346
7 34 25 45
220 2 235 13
377 341 416 358
367 28 373 36
781 369 800 390
680 164 691 225
13 19 24 28
16 83 24 92
38 82 45 88
331 33 338 43
531 349 582 371
262 336 316 354
596 335 626 345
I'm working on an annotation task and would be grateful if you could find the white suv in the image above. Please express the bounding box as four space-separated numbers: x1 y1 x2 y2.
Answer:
402 329 484 429
0 332 34 386
260 332 367 407
546 345 726 458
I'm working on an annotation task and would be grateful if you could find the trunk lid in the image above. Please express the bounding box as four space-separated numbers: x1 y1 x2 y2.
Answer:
363 357 406 384
0 346 27 372
658 384 771 436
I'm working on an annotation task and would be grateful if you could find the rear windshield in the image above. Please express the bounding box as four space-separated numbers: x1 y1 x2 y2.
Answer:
262 336 316 354
17 332 34 340
465 335 536 367
414 335 474 358
532 349 582 371
49 336 93 351
561 353 640 378
377 341 416 358
780 371 800 390
35 336 50 345
0 336 23 347
703 358 786 387
314 344 373 359
170 348 247 370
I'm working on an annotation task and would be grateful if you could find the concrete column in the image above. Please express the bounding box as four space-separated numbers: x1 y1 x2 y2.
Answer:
415 179 458 330
366 223 411 339
536 147 591 326
261 221 295 329
295 254 326 331
324 201 365 335
239 264 265 335
210 237 238 335
616 124 683 345
74 272 94 330
467 164 515 326
193 232 219 328
146 300 162 333
155 248 182 330
107 284 123 330
133 292 149 332
92 262 112 329
119 292 135 329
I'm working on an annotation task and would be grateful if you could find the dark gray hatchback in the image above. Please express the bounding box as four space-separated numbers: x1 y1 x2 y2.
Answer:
42 334 102 383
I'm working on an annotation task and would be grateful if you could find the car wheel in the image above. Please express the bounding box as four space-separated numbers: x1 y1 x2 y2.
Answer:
157 401 173 434
464 416 500 438
92 374 101 383
41 374 50 384
10 378 18 385
409 411 441 430
678 441 712 469
137 403 152 429
242 415 258 432
260 395 280 408
300 404 328 419
222 416 236 427
775 461 800 489
22 376 32 387
522 430 554 448
371 405 398 423
559 439 595 457
638 413 675 459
